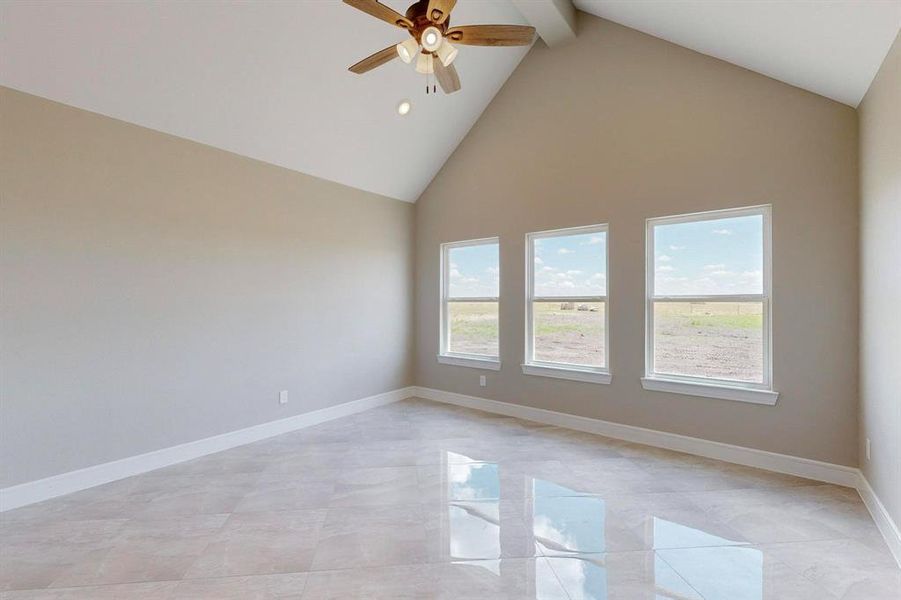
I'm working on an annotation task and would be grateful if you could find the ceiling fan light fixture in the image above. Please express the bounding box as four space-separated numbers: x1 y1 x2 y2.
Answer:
396 37 419 64
420 26 443 52
436 39 458 66
415 52 434 74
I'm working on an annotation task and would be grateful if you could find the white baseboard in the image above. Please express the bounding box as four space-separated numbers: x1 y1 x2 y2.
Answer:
0 386 414 512
857 473 901 568
412 386 860 488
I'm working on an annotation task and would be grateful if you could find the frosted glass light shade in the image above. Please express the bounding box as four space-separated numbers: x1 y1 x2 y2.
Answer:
396 38 419 64
436 39 458 66
415 52 434 74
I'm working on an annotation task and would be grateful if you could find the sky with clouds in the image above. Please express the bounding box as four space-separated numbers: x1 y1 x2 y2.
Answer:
654 214 763 296
447 243 500 298
447 215 761 299
533 231 606 297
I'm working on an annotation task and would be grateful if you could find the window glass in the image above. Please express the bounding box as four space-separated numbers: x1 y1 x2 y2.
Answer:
648 208 769 388
442 240 499 359
533 301 605 367
447 301 499 356
534 232 606 297
448 243 499 298
653 215 763 296
527 227 608 371
653 301 764 383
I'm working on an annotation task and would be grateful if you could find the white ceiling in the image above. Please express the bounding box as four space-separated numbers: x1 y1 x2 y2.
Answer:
0 1 531 202
575 0 901 107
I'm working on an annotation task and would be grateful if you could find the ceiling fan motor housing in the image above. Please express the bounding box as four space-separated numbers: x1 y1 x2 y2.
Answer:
405 0 450 43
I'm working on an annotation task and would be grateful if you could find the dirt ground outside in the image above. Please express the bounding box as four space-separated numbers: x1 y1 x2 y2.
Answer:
653 301 763 383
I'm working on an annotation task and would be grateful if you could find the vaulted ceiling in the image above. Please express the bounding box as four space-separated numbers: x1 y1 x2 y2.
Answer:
2 1 898 203
0 1 531 202
576 0 901 107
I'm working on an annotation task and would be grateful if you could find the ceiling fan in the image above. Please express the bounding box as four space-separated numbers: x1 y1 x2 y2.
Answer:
343 0 536 94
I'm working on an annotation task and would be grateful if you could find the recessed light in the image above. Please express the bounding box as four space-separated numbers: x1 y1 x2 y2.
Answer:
397 100 411 116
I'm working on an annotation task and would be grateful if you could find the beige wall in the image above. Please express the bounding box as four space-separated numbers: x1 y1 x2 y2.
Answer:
415 14 860 466
859 32 901 527
0 87 414 488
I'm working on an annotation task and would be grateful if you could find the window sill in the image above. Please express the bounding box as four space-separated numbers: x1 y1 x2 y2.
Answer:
522 363 612 384
437 354 501 371
640 377 779 405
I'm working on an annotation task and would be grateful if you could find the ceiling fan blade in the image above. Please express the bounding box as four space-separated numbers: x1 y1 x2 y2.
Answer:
343 0 413 29
445 24 536 46
434 59 461 94
427 0 456 24
348 45 399 74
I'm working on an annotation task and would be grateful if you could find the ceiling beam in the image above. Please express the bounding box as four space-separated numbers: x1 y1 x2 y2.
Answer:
511 0 576 47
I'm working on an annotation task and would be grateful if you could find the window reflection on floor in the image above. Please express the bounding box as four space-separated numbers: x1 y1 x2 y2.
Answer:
532 492 607 554
448 502 501 561
440 452 765 600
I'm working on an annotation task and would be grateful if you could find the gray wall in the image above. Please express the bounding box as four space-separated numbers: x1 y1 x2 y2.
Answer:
859 32 901 527
415 14 860 466
0 87 414 488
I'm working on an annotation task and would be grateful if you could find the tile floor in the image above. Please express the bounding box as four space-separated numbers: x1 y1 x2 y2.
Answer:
1 398 898 599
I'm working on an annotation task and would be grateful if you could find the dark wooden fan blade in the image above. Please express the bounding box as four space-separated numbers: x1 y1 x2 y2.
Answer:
343 0 413 29
434 59 461 94
348 45 398 74
427 0 456 24
445 25 536 46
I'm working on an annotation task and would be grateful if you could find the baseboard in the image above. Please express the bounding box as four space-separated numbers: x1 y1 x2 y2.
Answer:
0 386 414 512
857 473 901 568
412 386 861 488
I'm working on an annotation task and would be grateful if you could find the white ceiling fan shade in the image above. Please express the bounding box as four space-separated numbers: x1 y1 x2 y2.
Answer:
396 37 419 64
436 39 458 66
420 26 443 52
415 52 434 74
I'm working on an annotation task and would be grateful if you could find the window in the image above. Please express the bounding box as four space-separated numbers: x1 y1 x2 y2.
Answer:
643 205 777 404
524 224 610 384
438 238 500 370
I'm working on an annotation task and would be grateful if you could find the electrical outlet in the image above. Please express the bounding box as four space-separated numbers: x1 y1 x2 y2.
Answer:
279 390 288 405
866 438 871 461
479 375 487 387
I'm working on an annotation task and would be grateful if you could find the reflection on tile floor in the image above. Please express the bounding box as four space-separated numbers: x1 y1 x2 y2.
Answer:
1 398 898 599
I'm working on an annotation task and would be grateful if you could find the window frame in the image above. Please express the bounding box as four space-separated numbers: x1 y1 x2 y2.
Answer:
523 223 611 384
438 237 501 371
642 205 778 405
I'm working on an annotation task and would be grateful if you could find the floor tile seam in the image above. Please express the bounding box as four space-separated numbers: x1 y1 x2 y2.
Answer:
754 535 901 557
650 547 714 600
529 554 575 600
165 510 259 586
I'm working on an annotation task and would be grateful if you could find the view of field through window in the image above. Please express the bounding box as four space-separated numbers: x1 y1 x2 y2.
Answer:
445 241 499 357
533 301 605 367
530 228 607 368
651 211 767 384
447 301 499 356
653 301 764 383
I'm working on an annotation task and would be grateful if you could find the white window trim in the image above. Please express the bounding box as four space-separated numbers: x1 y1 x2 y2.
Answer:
524 224 610 384
437 354 501 370
439 237 501 370
644 205 776 404
640 377 778 405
